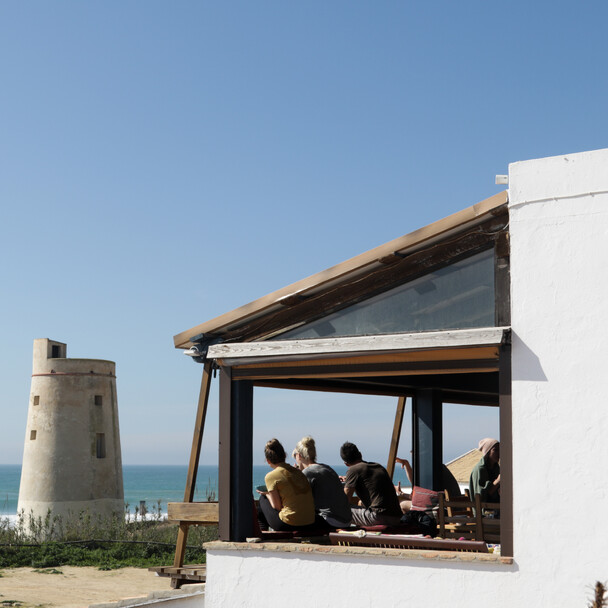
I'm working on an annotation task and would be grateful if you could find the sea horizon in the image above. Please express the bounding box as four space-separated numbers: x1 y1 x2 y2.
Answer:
0 463 413 518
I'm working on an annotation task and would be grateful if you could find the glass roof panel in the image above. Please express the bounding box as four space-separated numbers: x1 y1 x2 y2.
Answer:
275 248 495 340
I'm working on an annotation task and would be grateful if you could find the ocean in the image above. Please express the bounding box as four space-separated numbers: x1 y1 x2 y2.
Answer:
0 463 413 518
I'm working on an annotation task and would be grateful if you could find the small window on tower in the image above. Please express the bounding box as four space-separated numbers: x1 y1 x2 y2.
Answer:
30 430 37 440
51 345 61 358
94 395 103 406
96 433 106 458
33 396 40 405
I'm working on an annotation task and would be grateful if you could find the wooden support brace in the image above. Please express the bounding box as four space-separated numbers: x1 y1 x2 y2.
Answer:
386 396 406 478
171 362 213 574
173 523 189 570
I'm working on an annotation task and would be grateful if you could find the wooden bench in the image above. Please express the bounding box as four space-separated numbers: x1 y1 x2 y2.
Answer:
437 492 500 544
149 564 207 584
149 501 219 588
329 531 488 552
167 501 219 524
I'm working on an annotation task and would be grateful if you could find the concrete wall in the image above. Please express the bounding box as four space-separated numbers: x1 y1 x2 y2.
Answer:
18 339 124 524
203 148 608 607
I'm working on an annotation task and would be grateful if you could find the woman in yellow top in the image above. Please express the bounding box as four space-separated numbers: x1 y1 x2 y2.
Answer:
256 438 316 531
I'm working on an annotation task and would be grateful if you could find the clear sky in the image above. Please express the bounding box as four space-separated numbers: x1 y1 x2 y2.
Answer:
1 1 607 467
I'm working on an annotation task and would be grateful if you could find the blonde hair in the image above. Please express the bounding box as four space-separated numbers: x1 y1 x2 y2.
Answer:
294 436 317 463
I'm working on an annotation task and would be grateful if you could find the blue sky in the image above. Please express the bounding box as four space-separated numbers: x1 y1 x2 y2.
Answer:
1 1 606 466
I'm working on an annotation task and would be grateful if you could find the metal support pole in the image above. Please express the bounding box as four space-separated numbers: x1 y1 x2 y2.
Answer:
412 389 443 490
218 367 253 541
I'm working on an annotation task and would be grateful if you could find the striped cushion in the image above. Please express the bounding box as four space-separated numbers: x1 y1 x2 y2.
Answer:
410 486 440 512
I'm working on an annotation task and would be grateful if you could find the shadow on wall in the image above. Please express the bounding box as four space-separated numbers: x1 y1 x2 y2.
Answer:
511 331 547 382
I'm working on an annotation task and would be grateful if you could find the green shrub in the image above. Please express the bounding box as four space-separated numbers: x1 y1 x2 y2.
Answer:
0 510 217 569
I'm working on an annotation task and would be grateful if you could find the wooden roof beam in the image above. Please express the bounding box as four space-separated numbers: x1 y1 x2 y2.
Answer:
206 327 509 365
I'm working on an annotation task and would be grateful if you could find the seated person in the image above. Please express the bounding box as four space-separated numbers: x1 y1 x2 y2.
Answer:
340 441 402 527
469 438 500 503
293 436 352 528
257 438 316 531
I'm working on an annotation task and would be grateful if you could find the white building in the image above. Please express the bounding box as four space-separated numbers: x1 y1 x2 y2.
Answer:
169 147 608 606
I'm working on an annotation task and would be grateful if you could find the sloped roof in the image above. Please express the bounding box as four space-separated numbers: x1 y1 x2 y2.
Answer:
446 448 483 484
174 191 508 349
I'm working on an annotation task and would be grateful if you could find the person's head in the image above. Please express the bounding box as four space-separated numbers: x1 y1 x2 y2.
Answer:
478 438 499 464
294 436 317 468
340 441 362 466
264 438 286 465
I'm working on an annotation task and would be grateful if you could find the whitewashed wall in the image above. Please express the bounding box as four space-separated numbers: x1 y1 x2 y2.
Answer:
203 148 608 607
509 147 608 603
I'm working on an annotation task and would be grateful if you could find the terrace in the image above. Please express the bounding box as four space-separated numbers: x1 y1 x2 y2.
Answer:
159 190 512 588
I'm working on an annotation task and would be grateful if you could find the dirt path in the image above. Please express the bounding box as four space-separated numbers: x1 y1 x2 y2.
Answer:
0 566 172 608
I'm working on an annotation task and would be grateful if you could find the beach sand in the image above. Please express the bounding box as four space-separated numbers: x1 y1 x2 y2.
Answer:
0 565 173 608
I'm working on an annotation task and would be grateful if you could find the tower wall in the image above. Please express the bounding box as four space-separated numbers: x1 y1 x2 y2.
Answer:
17 339 124 524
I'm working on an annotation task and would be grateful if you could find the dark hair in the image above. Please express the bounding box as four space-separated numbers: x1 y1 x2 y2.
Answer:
265 438 286 464
340 441 362 465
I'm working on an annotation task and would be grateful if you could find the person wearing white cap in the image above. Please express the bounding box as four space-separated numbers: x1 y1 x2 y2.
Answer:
469 438 500 503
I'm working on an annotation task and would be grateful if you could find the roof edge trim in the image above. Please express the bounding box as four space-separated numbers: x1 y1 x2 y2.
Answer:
206 327 510 365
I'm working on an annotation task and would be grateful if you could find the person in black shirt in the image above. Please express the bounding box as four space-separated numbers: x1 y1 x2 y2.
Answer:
340 442 402 526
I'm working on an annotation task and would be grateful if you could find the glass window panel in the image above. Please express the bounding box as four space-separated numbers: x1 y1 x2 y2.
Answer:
276 249 495 340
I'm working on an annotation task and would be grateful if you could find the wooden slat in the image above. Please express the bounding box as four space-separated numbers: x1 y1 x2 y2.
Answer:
250 375 500 405
232 360 499 381
329 532 488 553
168 502 219 523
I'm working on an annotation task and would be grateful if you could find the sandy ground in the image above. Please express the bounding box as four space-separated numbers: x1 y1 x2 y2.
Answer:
0 566 174 608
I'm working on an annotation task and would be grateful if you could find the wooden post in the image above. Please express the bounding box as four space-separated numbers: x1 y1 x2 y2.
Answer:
386 396 406 478
172 362 213 577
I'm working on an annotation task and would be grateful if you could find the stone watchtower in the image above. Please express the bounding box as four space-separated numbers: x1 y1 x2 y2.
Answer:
17 339 124 523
